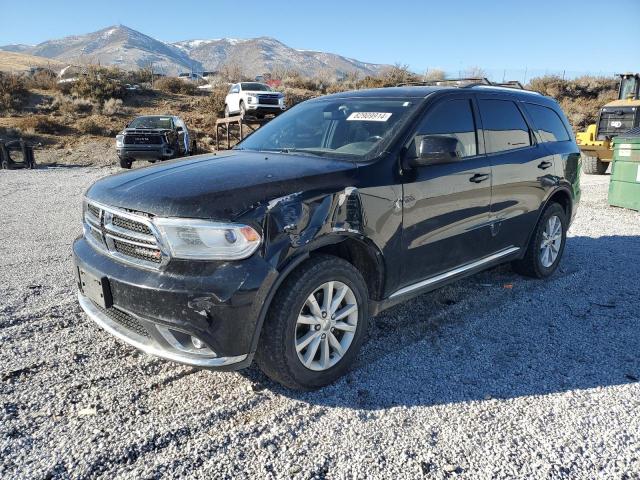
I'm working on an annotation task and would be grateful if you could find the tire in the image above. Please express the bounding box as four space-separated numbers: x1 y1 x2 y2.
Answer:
0 144 8 170
512 202 567 278
582 154 608 175
119 157 132 169
239 101 246 119
224 105 230 118
255 254 369 390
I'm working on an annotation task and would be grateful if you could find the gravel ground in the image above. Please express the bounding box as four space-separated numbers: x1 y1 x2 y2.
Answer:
1 166 639 479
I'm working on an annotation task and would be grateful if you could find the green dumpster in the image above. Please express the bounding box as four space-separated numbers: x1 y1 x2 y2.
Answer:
609 131 640 211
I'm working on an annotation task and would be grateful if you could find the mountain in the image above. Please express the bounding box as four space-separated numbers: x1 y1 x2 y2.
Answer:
172 37 386 78
3 25 200 74
0 25 388 78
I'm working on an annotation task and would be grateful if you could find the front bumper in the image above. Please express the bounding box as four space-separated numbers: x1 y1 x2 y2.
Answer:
77 292 248 367
246 104 286 114
73 236 278 369
117 145 174 161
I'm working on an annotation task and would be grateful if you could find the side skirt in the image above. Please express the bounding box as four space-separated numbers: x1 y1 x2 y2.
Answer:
369 246 521 315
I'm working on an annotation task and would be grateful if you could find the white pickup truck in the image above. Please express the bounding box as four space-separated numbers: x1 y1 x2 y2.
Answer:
224 82 286 119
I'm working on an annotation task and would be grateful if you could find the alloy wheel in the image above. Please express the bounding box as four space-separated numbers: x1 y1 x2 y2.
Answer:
540 215 562 268
294 281 358 371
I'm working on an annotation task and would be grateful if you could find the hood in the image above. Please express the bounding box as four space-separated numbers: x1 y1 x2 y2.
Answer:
244 90 283 96
86 151 357 220
122 128 171 134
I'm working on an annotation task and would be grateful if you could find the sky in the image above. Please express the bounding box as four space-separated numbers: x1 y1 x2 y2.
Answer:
0 0 637 79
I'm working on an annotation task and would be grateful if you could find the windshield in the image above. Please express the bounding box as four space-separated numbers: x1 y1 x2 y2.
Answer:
241 82 272 91
237 98 418 159
620 77 638 100
128 116 173 129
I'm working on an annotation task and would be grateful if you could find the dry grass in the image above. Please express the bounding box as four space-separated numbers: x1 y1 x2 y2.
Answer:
0 51 63 73
15 115 64 135
0 73 29 113
66 67 127 103
155 77 197 95
51 94 96 116
528 75 618 130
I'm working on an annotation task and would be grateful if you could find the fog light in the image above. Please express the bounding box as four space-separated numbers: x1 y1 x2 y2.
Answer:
192 336 205 349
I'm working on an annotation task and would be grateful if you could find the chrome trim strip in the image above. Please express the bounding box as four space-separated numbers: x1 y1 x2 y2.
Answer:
78 292 248 368
389 247 521 299
83 199 171 270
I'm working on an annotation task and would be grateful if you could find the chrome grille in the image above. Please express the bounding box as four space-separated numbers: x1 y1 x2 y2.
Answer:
112 215 152 235
113 239 162 263
83 201 166 269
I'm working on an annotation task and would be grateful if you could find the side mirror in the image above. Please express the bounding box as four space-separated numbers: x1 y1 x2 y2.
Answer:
410 136 461 167
176 126 184 132
125 123 130 128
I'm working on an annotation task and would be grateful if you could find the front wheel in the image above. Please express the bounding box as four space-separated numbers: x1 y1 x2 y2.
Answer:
119 157 132 169
255 255 369 390
512 202 567 278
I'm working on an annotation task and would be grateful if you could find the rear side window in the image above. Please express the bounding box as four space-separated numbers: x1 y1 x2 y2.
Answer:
411 98 478 158
525 104 571 142
479 99 532 153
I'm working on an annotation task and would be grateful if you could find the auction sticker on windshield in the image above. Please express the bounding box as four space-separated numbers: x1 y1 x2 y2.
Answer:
347 112 392 122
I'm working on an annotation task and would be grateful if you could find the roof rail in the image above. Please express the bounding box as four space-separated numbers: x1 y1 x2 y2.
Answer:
494 80 525 89
397 77 491 87
397 78 529 91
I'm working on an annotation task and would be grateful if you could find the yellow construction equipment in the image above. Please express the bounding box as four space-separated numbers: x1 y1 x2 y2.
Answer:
577 73 640 174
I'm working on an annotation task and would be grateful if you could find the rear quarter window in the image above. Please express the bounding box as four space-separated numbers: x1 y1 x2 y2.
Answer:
525 103 571 143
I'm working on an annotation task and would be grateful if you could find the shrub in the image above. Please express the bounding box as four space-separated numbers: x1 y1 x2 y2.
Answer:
26 70 58 90
155 77 197 95
282 87 320 108
102 98 125 116
51 94 95 116
200 85 228 116
15 115 63 134
0 73 29 113
75 115 114 136
67 67 126 103
528 75 618 130
282 73 323 91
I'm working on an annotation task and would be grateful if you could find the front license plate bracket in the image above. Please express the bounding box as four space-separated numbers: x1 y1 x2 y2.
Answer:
79 268 113 309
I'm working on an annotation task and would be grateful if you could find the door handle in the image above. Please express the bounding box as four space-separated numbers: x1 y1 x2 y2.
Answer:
469 173 489 183
538 161 553 170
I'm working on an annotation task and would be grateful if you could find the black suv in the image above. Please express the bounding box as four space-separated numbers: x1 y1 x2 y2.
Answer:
116 115 192 169
74 85 580 389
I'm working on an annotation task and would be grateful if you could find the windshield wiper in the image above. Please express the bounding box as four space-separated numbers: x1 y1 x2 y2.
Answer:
264 148 325 157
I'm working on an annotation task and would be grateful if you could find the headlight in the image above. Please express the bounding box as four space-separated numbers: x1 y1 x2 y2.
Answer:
247 95 258 104
116 134 124 147
153 218 261 260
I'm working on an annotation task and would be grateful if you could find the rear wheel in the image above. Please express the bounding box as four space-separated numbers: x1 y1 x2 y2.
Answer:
255 255 369 390
119 157 132 169
582 154 608 175
512 202 567 278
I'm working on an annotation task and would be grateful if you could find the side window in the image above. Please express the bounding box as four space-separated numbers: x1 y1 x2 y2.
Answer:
525 103 570 143
479 99 532 153
412 98 478 158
